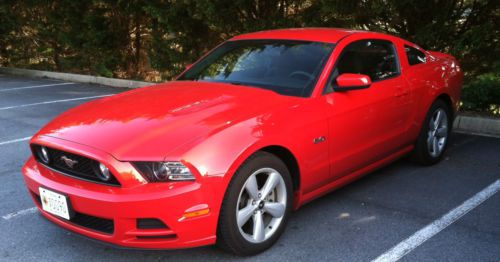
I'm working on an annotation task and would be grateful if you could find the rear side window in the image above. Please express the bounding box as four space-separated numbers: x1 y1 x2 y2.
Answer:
405 45 426 65
335 40 399 82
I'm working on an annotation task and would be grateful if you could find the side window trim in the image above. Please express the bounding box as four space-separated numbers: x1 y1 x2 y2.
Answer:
404 44 427 66
323 39 401 95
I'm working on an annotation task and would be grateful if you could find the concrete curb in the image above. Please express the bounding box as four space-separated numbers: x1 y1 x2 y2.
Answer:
453 115 500 138
1 67 499 137
0 67 152 88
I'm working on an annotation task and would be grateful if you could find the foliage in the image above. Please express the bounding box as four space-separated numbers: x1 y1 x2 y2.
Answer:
0 0 498 113
461 72 500 115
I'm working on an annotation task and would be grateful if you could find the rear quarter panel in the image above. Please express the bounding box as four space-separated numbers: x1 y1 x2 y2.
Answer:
400 43 463 140
427 51 463 112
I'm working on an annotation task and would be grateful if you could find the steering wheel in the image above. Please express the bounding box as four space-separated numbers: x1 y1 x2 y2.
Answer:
288 71 315 81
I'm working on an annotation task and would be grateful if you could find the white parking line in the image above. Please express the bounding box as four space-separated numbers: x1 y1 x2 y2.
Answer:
2 207 37 220
0 82 76 92
372 179 500 262
0 136 32 146
0 94 113 111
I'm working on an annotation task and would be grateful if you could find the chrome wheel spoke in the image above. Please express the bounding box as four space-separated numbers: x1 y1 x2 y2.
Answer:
264 202 285 218
427 132 434 148
260 172 280 200
430 118 437 131
432 137 439 153
245 174 259 200
252 212 265 242
434 110 442 130
436 126 447 138
427 108 449 157
237 204 256 227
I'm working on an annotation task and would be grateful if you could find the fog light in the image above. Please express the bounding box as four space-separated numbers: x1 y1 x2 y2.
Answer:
97 163 111 181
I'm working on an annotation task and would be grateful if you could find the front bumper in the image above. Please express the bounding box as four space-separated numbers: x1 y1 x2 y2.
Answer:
21 138 225 249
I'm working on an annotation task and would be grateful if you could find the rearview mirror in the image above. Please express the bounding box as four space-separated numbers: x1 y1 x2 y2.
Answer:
334 73 372 91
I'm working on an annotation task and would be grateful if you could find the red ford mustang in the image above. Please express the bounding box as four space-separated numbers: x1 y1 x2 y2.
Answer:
22 28 462 255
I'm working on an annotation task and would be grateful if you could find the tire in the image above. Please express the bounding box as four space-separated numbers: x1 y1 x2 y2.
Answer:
412 99 452 165
217 152 293 256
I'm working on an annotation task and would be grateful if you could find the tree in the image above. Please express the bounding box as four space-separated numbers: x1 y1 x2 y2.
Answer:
0 0 498 84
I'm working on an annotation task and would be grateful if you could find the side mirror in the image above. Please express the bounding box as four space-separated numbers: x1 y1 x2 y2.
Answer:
333 73 372 91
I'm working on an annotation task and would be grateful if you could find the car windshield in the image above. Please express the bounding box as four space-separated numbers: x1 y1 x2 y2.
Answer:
178 40 335 97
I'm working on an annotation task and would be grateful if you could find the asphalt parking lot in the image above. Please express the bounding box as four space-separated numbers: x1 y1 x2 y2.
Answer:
0 74 499 261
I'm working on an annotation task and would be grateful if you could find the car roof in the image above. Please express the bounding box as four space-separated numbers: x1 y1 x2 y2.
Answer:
230 28 369 44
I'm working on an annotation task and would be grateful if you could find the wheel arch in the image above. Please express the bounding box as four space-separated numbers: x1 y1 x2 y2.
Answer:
222 142 303 204
417 92 455 130
436 93 454 119
259 145 301 193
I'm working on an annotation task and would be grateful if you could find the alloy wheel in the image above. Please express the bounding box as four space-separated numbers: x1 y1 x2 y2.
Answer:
427 108 449 158
236 167 287 243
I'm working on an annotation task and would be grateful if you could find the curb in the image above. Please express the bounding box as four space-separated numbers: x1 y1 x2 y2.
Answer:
1 67 499 138
453 115 500 138
0 67 152 88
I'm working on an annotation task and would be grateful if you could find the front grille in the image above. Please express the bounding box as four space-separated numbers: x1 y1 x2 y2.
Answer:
33 192 114 235
31 145 120 186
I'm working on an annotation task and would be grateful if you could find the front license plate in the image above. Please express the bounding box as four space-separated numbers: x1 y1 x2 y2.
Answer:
39 187 71 220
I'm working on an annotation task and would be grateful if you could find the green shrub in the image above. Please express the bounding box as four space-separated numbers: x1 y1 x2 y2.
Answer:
93 63 114 78
461 73 500 116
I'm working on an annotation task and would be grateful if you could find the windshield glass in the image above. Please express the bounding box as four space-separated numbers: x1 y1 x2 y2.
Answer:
178 40 335 97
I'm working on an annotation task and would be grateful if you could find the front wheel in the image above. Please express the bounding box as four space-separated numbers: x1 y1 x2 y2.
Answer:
412 99 452 165
217 152 293 256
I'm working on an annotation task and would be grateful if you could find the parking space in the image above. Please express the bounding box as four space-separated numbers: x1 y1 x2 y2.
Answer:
0 75 499 261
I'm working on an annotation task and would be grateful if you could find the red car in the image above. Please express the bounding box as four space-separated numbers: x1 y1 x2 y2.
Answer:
22 28 462 255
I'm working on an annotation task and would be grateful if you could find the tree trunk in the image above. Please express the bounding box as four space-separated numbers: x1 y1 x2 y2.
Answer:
134 10 141 78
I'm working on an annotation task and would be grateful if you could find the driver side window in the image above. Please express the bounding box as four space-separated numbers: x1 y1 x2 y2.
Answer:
325 39 400 93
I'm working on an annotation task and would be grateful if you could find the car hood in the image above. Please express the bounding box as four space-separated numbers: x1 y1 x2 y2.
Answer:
37 81 292 161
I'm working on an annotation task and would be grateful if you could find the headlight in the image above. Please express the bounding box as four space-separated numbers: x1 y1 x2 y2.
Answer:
133 162 195 182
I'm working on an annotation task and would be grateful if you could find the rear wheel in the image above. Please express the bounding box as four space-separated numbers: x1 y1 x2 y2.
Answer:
412 100 452 165
217 152 293 256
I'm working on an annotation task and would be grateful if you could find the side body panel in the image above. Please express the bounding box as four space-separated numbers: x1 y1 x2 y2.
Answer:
295 33 463 206
174 98 332 200
323 34 415 179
